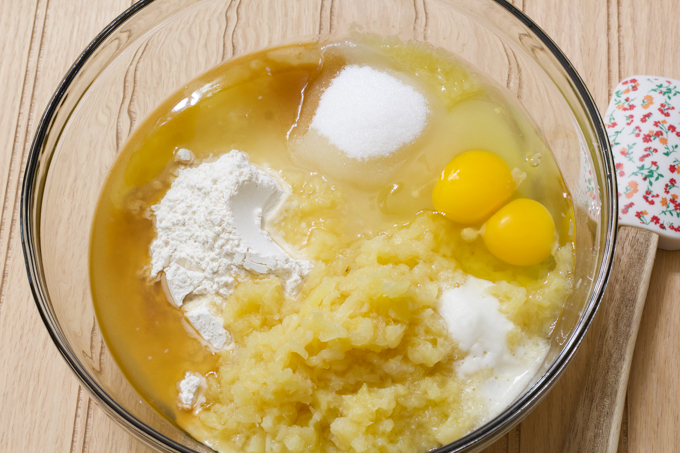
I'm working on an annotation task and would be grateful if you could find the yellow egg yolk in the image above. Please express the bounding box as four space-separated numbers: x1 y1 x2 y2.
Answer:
482 198 556 266
432 150 514 224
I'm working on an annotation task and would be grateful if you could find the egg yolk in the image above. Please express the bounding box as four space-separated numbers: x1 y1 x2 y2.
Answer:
432 150 514 224
483 198 556 266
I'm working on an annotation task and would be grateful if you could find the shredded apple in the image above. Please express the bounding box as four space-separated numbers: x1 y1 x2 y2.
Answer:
192 172 573 452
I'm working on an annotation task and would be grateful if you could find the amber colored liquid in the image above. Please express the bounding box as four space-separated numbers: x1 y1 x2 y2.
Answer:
90 39 574 426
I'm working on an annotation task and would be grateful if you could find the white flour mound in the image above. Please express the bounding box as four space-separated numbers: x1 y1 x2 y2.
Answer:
149 150 311 305
177 371 206 410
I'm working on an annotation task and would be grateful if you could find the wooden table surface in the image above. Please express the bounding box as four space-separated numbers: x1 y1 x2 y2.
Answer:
1 0 679 451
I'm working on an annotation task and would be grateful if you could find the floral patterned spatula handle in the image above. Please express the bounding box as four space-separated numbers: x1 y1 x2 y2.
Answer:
566 76 680 453
607 76 680 248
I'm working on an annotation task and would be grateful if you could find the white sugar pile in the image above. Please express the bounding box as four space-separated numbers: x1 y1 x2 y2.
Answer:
310 65 429 160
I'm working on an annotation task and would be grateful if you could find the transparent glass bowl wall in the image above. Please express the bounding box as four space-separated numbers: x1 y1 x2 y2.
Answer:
22 0 616 452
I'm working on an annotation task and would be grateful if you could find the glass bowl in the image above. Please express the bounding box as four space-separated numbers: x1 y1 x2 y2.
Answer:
21 0 617 452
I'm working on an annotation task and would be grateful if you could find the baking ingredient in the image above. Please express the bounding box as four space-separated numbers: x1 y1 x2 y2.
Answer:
310 65 429 160
149 150 312 304
162 263 204 308
483 198 556 266
184 297 231 350
438 276 515 376
175 147 194 164
438 275 549 415
178 371 206 410
432 150 515 224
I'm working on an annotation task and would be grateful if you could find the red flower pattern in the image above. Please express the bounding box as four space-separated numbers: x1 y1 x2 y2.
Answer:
607 76 680 234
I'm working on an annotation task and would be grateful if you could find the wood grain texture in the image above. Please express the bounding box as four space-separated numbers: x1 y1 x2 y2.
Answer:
0 0 39 279
0 0 145 451
0 0 81 451
564 227 658 453
617 2 680 452
0 0 678 452
523 0 610 110
628 250 680 452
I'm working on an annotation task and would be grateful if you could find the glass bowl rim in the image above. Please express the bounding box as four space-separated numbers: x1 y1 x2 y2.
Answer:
20 0 618 451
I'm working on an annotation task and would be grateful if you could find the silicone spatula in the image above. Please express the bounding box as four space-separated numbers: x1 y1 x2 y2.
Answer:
565 76 680 453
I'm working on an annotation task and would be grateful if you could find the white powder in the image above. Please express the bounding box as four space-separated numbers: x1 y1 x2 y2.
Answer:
174 147 194 164
150 150 312 307
438 276 549 419
185 301 230 350
310 65 429 160
178 371 206 410
439 277 515 376
162 263 204 308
